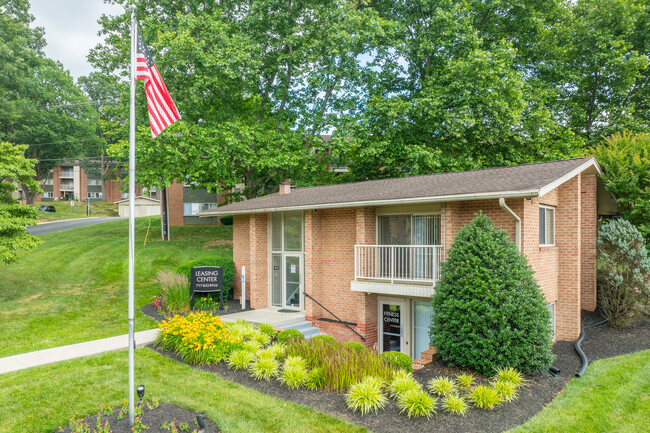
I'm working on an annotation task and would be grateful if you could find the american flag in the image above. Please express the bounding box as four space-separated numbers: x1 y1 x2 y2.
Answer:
136 34 180 138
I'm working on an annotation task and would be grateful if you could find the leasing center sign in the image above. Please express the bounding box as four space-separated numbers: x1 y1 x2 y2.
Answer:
191 266 223 293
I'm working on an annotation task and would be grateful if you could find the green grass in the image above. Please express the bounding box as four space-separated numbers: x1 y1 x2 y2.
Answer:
0 349 367 433
0 217 232 357
510 349 650 433
35 200 119 222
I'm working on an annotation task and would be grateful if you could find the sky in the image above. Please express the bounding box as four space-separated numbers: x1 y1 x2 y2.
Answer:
29 0 124 80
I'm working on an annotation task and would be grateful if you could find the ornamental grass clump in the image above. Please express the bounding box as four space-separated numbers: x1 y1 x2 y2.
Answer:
428 376 456 397
388 370 422 398
345 376 388 415
280 358 308 389
456 373 474 389
493 367 525 386
157 270 190 312
305 367 325 390
242 340 262 353
250 355 280 381
443 394 468 415
286 338 394 391
397 389 437 418
470 385 502 410
431 214 555 375
258 323 277 339
263 342 286 360
227 349 256 370
155 312 241 365
493 380 518 402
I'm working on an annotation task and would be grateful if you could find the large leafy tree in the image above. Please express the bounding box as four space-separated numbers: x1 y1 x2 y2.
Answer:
0 142 42 264
91 0 387 198
0 1 100 204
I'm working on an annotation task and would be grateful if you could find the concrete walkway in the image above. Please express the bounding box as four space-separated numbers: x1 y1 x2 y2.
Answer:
220 308 305 327
0 329 159 375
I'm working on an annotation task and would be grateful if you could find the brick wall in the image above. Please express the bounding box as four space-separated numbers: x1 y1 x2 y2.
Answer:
233 215 250 302
581 175 598 311
249 213 268 308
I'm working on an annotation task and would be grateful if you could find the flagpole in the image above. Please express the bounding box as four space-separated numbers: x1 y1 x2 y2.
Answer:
128 11 137 427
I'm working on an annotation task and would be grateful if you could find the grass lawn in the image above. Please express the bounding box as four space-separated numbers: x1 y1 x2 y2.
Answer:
35 200 119 222
0 348 366 433
0 217 231 357
510 349 650 433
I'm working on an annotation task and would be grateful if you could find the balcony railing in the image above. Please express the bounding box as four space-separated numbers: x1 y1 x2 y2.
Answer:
59 182 74 191
60 170 74 178
354 245 444 285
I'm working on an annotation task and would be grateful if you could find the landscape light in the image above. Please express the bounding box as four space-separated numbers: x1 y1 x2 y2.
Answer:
196 413 207 431
136 384 145 402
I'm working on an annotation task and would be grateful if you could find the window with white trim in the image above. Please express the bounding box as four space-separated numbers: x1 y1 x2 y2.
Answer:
539 205 555 246
87 178 102 186
547 302 556 340
183 203 217 216
42 191 53 198
87 192 103 199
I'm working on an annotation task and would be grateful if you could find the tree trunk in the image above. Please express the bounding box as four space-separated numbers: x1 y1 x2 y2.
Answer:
21 184 37 206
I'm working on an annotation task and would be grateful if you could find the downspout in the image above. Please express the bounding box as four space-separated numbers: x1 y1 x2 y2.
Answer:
499 198 521 251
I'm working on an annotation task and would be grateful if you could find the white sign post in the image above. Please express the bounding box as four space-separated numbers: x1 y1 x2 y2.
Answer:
241 266 246 310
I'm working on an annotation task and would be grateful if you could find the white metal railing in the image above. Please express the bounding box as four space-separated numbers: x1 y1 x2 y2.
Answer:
354 245 444 285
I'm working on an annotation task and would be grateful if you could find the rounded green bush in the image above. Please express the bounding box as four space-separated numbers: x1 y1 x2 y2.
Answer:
219 215 233 225
343 341 367 352
277 329 304 344
380 351 413 372
431 214 555 375
310 335 336 345
176 257 235 299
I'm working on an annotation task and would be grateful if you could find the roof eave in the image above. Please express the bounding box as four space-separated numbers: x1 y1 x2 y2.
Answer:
199 189 540 217
537 157 602 197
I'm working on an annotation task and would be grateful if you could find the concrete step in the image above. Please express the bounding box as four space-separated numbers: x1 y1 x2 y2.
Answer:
280 320 324 340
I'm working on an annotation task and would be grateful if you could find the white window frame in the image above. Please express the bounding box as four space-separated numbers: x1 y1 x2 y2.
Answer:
547 302 556 341
539 205 555 247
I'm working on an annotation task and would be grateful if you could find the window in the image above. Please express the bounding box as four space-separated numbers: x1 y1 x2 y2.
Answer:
87 192 102 199
42 192 53 198
547 302 556 340
184 203 217 216
44 179 53 186
539 205 555 246
121 192 129 199
87 178 102 186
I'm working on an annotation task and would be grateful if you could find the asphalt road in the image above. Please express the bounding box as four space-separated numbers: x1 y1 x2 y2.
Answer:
27 217 126 235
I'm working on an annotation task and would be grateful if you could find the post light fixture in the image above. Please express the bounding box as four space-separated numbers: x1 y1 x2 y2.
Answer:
136 384 145 402
196 413 207 432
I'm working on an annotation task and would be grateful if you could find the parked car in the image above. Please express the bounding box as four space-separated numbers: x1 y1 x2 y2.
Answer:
38 205 56 213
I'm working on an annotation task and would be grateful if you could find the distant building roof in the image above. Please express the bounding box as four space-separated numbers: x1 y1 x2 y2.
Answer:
201 157 601 216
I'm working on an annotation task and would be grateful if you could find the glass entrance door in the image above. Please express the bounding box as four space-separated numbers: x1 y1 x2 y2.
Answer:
283 254 302 309
380 300 406 353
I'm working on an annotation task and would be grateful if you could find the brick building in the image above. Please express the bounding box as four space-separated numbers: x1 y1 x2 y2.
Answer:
203 157 613 359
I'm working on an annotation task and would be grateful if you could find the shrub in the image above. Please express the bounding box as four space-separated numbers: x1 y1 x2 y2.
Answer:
493 367 525 386
249 356 279 381
263 342 286 360
345 377 388 415
311 335 336 345
431 214 555 375
157 271 190 312
343 341 367 352
258 323 277 339
456 373 474 389
219 215 233 225
443 394 468 415
250 331 271 347
427 376 456 397
388 371 422 398
286 338 394 391
470 385 502 410
176 257 235 299
277 329 304 344
380 351 413 372
227 349 256 370
242 340 262 353
155 312 241 365
305 367 325 390
493 380 518 402
397 389 436 418
597 218 650 327
281 364 308 389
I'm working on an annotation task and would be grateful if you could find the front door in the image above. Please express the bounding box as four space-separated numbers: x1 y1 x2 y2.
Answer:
283 254 302 310
379 299 407 353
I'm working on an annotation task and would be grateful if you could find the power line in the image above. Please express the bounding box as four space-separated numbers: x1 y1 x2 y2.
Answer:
34 99 121 110
24 138 106 146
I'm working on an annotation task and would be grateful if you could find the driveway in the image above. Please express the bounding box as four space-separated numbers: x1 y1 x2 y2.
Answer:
27 217 126 235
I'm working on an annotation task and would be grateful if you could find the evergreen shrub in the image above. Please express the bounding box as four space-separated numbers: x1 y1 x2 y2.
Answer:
380 351 413 372
430 214 555 375
219 215 233 225
597 218 650 327
176 257 235 299
277 329 304 344
343 341 367 352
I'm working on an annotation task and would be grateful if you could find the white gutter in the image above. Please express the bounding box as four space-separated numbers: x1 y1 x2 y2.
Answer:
499 198 521 251
199 189 539 217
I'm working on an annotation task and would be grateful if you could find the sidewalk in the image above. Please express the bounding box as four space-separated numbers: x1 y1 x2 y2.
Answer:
0 329 159 375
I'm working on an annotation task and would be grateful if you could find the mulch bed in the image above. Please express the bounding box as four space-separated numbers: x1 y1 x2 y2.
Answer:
151 310 649 433
141 298 252 322
57 402 219 433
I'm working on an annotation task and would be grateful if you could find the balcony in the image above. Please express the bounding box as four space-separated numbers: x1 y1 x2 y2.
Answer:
60 170 74 179
352 245 443 297
59 182 74 191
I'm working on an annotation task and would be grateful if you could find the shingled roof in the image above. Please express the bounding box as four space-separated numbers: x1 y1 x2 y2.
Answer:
202 157 601 216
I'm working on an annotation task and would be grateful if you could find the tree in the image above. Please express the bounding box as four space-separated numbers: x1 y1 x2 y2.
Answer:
90 0 387 198
594 132 650 242
0 142 42 264
431 214 555 375
0 1 100 204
